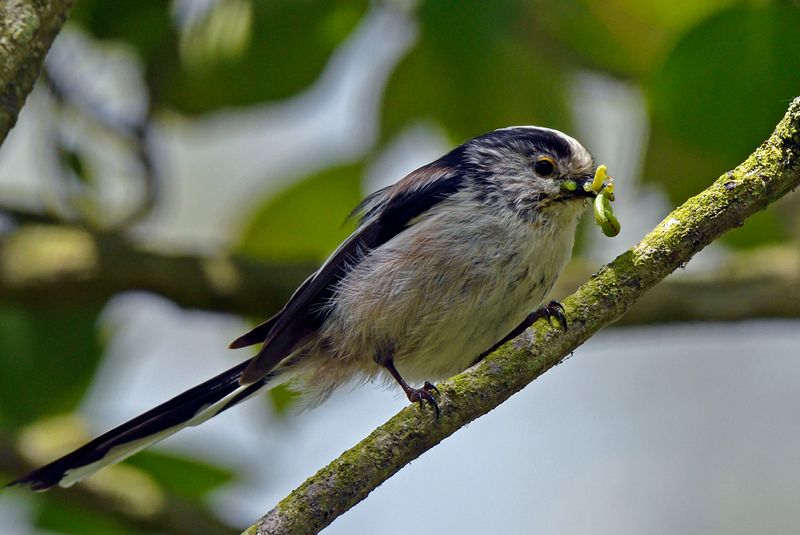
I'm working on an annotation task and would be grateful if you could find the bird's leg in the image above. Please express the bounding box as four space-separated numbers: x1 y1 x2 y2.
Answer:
382 359 440 418
472 300 567 365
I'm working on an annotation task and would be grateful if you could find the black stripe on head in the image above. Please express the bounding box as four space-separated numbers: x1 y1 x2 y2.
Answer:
470 127 574 161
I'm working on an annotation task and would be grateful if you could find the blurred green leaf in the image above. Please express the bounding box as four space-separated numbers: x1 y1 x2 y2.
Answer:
268 383 302 416
70 0 366 114
58 146 91 186
650 4 800 163
36 499 134 535
151 0 367 114
526 0 647 78
239 163 363 261
0 305 103 430
723 207 787 249
125 450 234 501
644 4 800 248
69 0 172 62
527 0 735 78
642 122 729 203
614 0 735 31
382 0 570 141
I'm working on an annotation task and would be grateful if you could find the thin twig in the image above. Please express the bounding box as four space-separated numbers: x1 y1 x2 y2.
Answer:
42 64 161 229
0 224 317 318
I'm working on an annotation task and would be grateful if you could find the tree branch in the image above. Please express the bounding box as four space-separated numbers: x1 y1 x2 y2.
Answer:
246 98 800 534
0 0 73 144
1 221 799 325
0 225 316 317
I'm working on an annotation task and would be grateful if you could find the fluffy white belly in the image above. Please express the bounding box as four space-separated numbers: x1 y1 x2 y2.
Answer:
317 199 583 384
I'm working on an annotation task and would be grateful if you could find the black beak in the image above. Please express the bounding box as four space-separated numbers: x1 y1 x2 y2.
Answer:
571 174 599 198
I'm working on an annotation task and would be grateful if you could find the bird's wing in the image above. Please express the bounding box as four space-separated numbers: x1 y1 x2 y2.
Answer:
236 160 467 384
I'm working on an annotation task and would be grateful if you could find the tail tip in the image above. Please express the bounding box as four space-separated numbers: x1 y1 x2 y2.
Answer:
5 473 57 492
228 336 249 349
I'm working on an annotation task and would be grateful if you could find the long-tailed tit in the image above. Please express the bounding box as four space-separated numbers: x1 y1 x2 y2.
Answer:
11 126 602 490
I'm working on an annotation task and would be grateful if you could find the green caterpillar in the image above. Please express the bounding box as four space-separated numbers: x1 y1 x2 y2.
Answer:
563 164 620 237
594 190 620 237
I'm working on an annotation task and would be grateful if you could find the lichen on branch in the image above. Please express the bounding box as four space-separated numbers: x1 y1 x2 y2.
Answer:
0 0 73 143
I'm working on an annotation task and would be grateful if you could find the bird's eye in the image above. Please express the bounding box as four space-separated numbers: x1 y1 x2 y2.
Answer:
534 157 557 177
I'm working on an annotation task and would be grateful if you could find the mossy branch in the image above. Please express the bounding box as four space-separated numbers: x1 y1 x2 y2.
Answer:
246 98 800 535
0 0 74 144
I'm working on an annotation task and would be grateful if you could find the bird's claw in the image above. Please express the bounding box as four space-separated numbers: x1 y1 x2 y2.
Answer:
424 381 440 395
540 300 567 331
407 382 440 418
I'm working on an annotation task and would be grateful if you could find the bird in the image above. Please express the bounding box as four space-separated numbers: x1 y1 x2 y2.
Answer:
10 126 601 491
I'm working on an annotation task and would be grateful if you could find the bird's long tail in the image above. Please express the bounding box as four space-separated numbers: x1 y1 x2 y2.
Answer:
8 358 278 491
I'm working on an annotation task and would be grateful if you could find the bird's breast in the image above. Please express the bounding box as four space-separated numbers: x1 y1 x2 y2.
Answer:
320 199 583 382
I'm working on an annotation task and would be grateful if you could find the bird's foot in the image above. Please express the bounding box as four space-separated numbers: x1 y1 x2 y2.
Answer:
405 381 440 418
536 300 567 331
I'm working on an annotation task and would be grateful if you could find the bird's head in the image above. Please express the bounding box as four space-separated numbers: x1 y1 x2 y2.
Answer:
456 126 601 220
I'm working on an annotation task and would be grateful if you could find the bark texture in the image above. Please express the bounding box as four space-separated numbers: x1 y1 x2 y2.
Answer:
0 0 73 143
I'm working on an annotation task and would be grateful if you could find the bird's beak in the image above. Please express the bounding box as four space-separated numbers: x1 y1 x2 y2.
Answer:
577 174 600 197
562 174 599 198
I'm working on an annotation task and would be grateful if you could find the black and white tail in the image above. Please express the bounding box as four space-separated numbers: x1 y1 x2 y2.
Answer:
8 358 279 491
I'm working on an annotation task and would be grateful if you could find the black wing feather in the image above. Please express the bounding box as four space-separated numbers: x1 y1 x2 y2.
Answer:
228 271 317 349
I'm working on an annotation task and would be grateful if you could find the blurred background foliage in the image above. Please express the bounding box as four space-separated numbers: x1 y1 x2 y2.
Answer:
1 0 799 533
